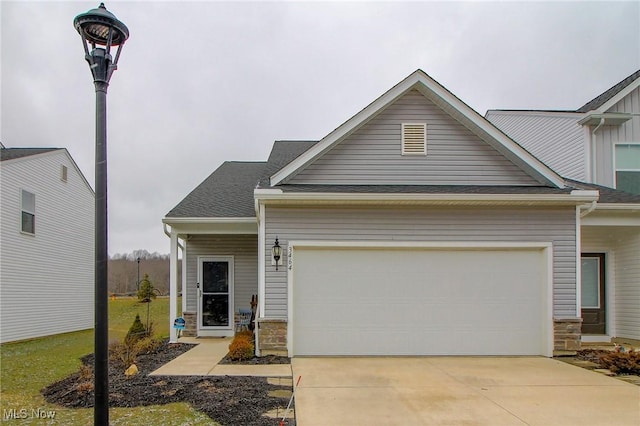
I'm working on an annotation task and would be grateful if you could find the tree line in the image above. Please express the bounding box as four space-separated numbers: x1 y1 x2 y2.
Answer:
108 250 181 295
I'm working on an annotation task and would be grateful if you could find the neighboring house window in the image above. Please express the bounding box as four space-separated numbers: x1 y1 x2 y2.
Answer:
402 123 427 155
21 189 35 234
615 144 640 195
61 165 68 182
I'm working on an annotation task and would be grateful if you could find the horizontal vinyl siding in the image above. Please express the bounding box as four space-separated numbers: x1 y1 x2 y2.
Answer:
487 111 585 181
290 91 539 185
263 206 576 319
185 235 258 314
0 151 94 343
596 87 640 187
582 226 640 339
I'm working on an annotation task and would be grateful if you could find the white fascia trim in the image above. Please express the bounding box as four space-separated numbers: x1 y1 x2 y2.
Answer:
162 217 256 225
271 70 565 188
577 112 632 126
595 203 640 211
255 190 599 204
597 78 640 113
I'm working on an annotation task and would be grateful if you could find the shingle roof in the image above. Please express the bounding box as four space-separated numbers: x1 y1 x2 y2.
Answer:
257 141 317 187
0 147 61 161
165 161 266 217
576 69 640 112
565 179 640 204
166 141 318 218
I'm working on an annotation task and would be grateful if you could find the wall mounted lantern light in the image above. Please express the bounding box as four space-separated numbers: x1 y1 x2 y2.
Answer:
272 237 282 271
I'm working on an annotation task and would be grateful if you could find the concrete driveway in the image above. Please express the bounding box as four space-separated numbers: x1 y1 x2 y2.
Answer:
292 357 639 425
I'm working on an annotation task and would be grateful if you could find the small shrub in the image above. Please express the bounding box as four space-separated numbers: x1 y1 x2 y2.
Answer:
137 274 157 302
125 314 148 346
79 365 93 381
133 337 162 355
228 333 255 361
598 350 640 375
77 381 94 394
109 340 138 367
235 330 254 340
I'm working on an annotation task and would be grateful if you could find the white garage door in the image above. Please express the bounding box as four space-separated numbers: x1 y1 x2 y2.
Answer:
292 245 549 356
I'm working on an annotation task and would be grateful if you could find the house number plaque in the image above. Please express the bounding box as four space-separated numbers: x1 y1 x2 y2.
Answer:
288 246 293 270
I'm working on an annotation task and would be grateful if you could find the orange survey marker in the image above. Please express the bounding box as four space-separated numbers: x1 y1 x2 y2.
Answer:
280 375 302 426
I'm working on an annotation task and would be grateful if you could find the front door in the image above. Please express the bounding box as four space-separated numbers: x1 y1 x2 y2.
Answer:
198 257 233 333
581 253 606 334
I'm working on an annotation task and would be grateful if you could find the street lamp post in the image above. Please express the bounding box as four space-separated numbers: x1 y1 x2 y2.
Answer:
73 4 129 425
136 257 141 292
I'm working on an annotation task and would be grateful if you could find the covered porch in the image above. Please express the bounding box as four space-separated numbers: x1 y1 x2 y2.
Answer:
163 218 258 343
580 206 640 343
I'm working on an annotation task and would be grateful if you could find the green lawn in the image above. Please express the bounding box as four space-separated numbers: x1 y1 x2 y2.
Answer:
0 297 218 425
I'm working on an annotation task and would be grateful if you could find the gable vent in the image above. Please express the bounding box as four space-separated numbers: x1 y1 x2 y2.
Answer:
402 123 426 155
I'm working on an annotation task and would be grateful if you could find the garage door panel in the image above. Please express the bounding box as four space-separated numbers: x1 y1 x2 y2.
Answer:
292 247 547 356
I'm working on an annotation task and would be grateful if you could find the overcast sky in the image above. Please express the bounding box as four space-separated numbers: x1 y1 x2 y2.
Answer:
2 1 639 255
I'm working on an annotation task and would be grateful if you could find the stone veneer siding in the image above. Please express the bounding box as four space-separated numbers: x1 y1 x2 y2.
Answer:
255 319 583 356
257 318 288 356
181 311 197 337
554 318 582 355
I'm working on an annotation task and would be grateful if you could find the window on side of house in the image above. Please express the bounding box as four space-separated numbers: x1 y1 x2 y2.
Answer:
61 165 68 182
402 123 427 155
21 189 35 234
614 144 640 195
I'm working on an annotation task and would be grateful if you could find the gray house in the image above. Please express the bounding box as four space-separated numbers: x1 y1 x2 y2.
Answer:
487 70 640 345
164 70 639 357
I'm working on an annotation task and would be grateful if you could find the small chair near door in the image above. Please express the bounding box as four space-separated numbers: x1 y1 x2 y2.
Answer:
235 308 253 332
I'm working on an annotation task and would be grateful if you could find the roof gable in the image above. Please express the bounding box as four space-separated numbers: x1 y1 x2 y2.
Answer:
1 147 61 162
577 69 640 113
271 70 565 188
1 147 94 195
288 90 540 186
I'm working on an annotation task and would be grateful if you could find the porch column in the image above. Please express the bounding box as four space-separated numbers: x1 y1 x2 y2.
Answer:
181 239 187 314
169 231 179 342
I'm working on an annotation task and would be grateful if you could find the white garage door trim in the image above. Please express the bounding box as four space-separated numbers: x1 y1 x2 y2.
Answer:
287 241 553 357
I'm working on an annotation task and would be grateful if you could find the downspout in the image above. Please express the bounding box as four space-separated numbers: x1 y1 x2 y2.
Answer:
576 199 598 320
580 200 597 218
590 117 605 183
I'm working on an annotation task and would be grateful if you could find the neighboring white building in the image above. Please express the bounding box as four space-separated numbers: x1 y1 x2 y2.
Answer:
1 147 94 343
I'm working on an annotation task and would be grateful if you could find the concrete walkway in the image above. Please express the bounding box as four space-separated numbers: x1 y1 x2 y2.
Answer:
292 357 640 426
150 337 292 377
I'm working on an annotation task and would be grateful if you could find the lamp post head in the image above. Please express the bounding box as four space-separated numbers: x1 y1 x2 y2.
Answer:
74 3 129 47
73 3 129 85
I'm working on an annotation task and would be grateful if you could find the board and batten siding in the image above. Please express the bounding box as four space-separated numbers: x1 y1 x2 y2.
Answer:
486 111 586 181
582 226 640 340
0 150 94 343
263 206 577 319
184 235 258 314
594 86 640 188
289 90 540 186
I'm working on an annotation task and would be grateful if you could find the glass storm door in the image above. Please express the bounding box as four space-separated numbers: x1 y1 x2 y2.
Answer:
581 253 606 335
198 257 233 329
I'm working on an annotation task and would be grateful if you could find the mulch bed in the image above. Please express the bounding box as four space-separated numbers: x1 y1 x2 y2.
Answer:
42 341 293 426
219 354 290 365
